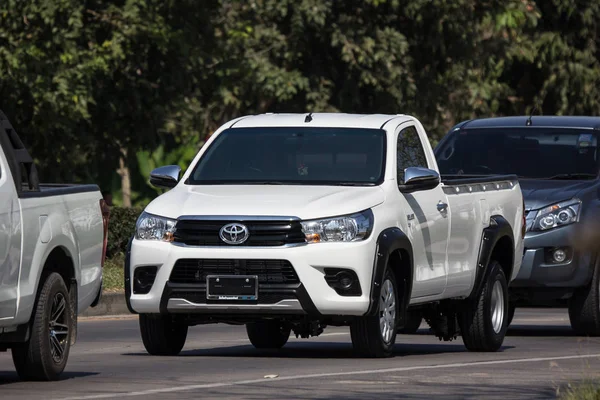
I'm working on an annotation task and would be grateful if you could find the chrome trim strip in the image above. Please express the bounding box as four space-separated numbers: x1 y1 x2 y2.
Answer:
167 298 303 311
442 180 518 195
177 215 301 222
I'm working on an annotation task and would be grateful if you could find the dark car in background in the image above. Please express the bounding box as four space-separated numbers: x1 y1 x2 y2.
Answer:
434 116 600 336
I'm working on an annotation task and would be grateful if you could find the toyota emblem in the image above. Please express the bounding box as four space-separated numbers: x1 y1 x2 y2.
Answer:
219 223 249 245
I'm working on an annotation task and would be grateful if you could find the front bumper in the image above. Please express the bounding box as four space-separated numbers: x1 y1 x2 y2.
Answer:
128 237 377 316
512 224 595 289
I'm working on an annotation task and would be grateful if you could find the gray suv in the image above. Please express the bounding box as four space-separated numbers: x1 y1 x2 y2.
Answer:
434 116 600 336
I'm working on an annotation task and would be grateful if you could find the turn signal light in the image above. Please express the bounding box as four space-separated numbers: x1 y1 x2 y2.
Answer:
305 233 321 243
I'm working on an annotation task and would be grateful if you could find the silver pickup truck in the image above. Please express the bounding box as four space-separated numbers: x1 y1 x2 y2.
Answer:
0 110 109 381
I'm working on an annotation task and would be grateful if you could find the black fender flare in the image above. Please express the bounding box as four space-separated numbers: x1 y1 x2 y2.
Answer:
365 228 413 318
469 215 515 300
124 236 137 314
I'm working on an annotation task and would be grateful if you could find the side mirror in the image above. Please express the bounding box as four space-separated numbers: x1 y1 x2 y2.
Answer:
399 167 440 193
149 165 181 189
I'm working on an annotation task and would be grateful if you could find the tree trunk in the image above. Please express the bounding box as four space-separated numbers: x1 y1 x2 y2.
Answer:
118 147 132 208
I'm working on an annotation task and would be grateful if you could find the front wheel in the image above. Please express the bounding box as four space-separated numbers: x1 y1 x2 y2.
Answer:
350 267 399 358
568 257 600 336
139 314 188 355
459 260 509 352
12 272 73 381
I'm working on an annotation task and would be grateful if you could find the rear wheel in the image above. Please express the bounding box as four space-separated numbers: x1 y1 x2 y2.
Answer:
246 320 291 349
12 272 72 381
459 260 509 352
568 258 600 336
350 267 399 357
139 314 188 355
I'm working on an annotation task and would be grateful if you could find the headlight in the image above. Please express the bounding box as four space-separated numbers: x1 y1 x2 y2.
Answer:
135 211 176 241
301 209 373 243
531 198 581 231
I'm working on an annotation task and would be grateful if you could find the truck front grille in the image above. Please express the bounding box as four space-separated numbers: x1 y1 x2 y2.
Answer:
169 259 300 284
173 219 306 247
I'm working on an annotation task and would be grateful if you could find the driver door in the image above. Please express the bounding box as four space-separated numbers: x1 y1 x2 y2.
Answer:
395 124 449 299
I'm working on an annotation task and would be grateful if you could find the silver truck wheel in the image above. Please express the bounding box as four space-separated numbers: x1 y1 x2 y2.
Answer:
139 314 188 355
12 272 72 381
568 256 600 336
459 260 508 352
350 267 398 357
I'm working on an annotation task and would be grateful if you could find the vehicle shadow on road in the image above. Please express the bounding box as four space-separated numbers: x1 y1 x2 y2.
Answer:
0 371 98 385
123 340 514 359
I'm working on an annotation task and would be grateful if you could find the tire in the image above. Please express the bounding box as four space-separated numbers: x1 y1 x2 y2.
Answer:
12 272 72 381
398 310 422 334
350 267 399 358
459 260 509 352
139 313 188 355
246 320 291 349
507 302 516 327
568 258 600 336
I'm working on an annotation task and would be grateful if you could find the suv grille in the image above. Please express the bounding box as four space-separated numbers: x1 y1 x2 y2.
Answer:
173 219 306 247
169 259 300 284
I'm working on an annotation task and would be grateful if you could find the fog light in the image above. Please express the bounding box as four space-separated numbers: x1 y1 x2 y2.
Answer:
553 249 567 263
323 268 362 296
337 272 354 289
133 266 158 294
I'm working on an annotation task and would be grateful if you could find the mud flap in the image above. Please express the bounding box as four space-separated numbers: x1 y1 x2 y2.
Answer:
69 278 78 346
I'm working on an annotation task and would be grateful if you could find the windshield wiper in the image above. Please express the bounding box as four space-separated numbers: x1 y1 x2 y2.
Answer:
540 173 597 180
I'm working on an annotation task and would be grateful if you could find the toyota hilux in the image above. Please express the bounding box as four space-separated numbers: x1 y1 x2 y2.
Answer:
126 112 525 357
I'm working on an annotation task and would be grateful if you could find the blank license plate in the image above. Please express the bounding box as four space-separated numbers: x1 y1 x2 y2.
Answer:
206 275 258 300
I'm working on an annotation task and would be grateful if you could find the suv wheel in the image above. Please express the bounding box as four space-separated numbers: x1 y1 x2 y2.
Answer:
139 314 188 355
12 272 72 381
459 260 508 352
568 257 600 336
350 267 398 357
246 320 291 349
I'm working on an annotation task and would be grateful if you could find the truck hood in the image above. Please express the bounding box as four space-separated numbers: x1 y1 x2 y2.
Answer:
520 179 595 211
145 185 386 220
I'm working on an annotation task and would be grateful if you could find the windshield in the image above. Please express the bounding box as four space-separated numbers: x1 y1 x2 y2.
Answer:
435 128 599 180
188 127 386 186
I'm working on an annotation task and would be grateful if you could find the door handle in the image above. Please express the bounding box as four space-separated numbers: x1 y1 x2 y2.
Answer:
437 201 448 212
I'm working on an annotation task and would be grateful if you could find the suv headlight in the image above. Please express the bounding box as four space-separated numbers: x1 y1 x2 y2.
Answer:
301 209 373 243
531 198 581 232
135 211 176 241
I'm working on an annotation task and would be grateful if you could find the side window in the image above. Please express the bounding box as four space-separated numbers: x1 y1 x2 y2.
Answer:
397 126 428 182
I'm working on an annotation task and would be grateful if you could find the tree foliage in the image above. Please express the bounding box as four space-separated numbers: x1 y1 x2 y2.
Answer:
0 0 598 206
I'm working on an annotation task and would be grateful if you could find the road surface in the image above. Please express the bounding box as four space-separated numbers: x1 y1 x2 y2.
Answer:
1 308 599 399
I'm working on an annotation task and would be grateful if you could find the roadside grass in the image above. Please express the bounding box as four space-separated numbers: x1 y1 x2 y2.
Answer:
103 253 125 291
558 381 600 400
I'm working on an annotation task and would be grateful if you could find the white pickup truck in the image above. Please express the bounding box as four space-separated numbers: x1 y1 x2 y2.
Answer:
127 113 525 358
0 111 109 380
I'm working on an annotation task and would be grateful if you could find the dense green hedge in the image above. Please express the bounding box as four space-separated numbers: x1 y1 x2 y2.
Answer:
107 207 143 258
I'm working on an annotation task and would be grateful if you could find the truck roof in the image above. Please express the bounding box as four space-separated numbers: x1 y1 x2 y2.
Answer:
457 116 600 131
230 113 413 130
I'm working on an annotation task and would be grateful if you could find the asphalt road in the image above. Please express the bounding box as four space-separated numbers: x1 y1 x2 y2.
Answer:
1 308 599 400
